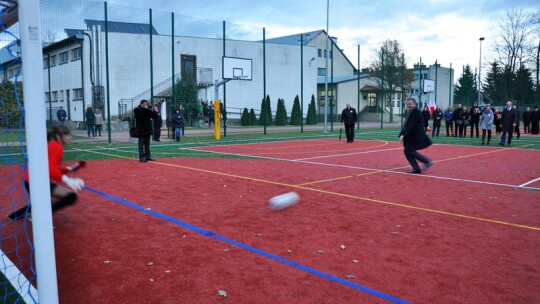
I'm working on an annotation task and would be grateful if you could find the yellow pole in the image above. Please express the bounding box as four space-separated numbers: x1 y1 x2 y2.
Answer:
214 100 221 140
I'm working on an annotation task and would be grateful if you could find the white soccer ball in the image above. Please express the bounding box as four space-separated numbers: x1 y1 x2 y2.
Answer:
268 192 299 211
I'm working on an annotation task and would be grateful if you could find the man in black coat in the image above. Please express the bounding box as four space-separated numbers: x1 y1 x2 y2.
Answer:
469 103 481 138
499 101 517 146
134 99 158 162
399 98 433 174
340 103 358 143
522 107 532 134
153 105 163 142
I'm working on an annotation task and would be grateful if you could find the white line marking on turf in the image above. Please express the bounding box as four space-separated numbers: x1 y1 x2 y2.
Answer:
0 250 38 303
184 148 540 191
519 177 540 187
294 147 401 161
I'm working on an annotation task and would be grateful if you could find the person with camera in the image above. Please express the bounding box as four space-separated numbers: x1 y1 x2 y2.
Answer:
134 99 157 162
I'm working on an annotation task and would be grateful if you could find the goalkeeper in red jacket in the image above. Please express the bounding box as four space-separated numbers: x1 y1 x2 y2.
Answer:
8 125 86 221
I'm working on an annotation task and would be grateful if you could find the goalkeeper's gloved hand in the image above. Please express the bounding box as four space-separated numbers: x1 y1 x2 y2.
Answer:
67 161 87 172
61 175 85 192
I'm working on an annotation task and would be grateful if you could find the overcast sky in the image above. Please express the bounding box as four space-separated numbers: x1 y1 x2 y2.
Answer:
53 0 534 79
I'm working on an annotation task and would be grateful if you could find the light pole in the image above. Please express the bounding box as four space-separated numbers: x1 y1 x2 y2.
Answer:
478 37 485 105
323 0 329 132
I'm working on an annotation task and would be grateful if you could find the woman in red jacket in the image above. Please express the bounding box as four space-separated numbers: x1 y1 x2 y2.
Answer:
8 125 85 220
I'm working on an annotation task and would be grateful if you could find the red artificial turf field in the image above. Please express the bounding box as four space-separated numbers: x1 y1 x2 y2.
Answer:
2 139 539 303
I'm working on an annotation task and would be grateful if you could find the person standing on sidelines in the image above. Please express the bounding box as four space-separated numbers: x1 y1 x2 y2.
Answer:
340 103 357 143
399 98 433 174
7 125 85 220
172 108 184 142
444 105 454 137
134 99 157 162
432 105 443 137
522 107 532 134
421 104 431 133
85 107 95 137
531 106 540 135
499 101 517 146
512 105 520 139
153 105 162 141
493 107 503 138
480 104 494 145
94 109 103 137
452 104 462 137
469 103 481 138
57 106 67 125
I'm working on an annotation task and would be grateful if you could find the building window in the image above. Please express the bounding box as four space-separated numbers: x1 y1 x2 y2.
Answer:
52 91 58 102
318 49 322 57
59 90 64 102
45 92 50 102
7 69 13 78
73 88 83 100
317 68 326 76
43 58 49 68
59 52 68 64
324 50 327 58
50 55 56 66
71 48 82 60
329 50 333 59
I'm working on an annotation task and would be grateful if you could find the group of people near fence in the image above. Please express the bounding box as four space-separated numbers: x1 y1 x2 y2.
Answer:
423 102 540 145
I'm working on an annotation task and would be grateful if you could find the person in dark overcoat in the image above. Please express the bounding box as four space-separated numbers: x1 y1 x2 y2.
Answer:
134 99 157 162
153 105 162 141
531 106 540 135
399 98 433 174
499 101 517 146
340 103 358 143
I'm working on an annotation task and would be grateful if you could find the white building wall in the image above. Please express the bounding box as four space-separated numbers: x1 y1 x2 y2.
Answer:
309 34 355 76
84 32 318 119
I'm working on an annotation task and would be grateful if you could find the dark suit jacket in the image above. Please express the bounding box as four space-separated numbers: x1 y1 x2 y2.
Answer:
134 106 157 137
341 107 357 125
399 106 432 151
501 107 517 131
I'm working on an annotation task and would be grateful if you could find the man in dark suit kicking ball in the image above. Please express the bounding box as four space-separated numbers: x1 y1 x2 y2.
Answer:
399 98 433 174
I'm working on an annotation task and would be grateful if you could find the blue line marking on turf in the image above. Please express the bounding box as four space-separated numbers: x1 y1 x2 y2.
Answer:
85 186 410 304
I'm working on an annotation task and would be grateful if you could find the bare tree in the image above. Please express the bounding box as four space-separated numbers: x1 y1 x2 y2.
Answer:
494 8 533 74
530 10 540 103
368 39 414 122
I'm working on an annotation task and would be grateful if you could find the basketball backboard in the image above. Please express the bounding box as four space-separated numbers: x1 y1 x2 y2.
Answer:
223 56 252 80
423 79 435 93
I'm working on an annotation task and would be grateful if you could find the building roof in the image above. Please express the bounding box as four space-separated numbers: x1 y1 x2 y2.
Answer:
84 19 158 35
265 30 324 46
317 73 371 84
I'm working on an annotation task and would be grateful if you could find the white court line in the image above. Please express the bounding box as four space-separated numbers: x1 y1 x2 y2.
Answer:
294 147 402 161
519 177 540 187
0 250 38 303
184 147 540 191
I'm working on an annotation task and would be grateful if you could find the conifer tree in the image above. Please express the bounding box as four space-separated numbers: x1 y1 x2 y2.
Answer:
275 98 288 125
249 108 257 125
241 108 250 126
259 97 267 126
453 64 477 107
265 95 272 125
290 95 302 125
306 94 318 125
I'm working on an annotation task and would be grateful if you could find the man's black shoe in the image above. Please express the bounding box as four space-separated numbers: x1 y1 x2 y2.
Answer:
140 158 148 162
499 143 505 146
147 158 156 161
407 169 421 174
